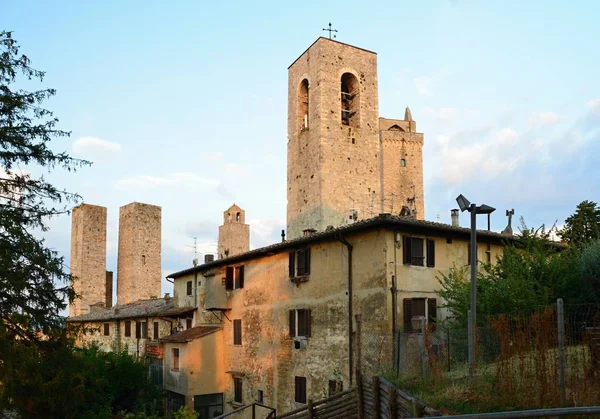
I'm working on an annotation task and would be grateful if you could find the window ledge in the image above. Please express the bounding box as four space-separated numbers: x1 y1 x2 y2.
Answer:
230 401 244 408
290 275 309 284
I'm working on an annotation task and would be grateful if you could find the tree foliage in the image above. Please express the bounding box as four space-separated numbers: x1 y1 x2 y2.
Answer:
438 221 585 325
0 30 90 342
1 341 164 418
559 200 600 246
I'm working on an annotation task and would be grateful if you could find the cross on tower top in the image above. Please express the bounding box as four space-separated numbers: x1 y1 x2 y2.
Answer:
322 22 338 40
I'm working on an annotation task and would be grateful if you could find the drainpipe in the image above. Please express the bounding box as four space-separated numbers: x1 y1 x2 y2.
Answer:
337 235 354 385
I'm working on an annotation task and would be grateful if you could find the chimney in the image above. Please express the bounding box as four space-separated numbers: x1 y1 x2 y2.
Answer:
164 293 170 300
204 254 215 263
451 209 459 227
303 228 317 237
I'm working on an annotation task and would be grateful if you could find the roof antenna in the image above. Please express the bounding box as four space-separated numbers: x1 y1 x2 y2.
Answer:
322 22 338 39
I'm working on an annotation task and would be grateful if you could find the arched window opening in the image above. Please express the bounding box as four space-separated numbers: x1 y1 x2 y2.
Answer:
400 159 406 167
298 79 309 132
341 73 359 127
227 212 232 222
236 212 240 222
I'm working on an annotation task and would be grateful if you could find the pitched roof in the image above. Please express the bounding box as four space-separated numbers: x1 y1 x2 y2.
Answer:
67 297 193 322
159 326 222 343
168 214 518 279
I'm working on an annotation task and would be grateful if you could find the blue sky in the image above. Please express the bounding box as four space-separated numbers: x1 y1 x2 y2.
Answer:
3 1 600 302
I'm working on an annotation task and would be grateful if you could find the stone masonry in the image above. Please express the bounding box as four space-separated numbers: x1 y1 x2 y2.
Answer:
287 37 424 239
117 202 162 304
218 204 250 259
69 204 108 317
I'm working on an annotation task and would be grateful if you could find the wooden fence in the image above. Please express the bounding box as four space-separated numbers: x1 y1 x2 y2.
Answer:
277 374 440 419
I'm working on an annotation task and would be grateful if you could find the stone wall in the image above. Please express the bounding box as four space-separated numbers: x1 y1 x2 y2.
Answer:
117 202 162 304
287 38 381 239
70 204 108 317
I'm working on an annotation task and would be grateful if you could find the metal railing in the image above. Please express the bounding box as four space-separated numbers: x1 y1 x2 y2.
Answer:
213 401 275 419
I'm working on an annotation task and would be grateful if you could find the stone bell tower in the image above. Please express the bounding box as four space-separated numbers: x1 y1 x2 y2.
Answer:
286 37 382 239
218 204 250 259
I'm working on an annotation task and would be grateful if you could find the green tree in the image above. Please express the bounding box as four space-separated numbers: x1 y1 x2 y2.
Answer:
559 200 600 246
0 30 88 340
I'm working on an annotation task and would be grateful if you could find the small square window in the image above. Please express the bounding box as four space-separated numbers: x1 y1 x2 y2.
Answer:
234 377 243 403
233 319 242 345
295 376 307 404
172 348 180 371
186 280 192 296
257 390 263 403
103 323 110 336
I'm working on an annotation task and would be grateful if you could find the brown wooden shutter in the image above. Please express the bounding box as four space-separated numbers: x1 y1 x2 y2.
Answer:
297 249 306 276
225 267 234 290
186 280 192 295
135 321 141 338
412 238 424 266
403 298 413 332
306 308 311 337
239 265 244 288
428 298 437 325
289 310 295 337
142 322 148 339
403 236 411 265
233 319 242 345
304 248 311 275
125 320 131 337
289 252 295 277
426 239 435 267
295 376 307 404
103 323 109 336
153 321 159 339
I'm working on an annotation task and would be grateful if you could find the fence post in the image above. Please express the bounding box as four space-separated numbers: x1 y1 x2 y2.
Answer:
557 298 566 406
356 370 365 419
373 376 381 419
307 399 314 419
389 385 398 418
252 403 256 419
468 309 473 382
420 317 428 378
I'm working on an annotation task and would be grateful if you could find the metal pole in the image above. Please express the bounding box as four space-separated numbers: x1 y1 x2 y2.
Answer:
420 317 427 378
557 298 566 405
469 204 477 381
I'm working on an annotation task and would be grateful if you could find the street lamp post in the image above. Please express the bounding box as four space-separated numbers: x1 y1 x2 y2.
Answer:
456 194 495 382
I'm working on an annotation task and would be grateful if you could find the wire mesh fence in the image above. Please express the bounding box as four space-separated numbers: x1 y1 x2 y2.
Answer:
359 301 600 409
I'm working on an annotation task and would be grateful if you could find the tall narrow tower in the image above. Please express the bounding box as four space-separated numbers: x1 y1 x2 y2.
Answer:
218 204 250 259
69 204 108 317
287 37 381 239
117 202 161 304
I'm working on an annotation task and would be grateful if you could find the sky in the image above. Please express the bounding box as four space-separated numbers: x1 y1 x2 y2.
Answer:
3 1 600 305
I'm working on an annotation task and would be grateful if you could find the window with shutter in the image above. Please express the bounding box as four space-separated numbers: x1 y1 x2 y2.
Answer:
295 376 307 404
234 265 244 289
289 310 295 337
304 248 311 275
186 280 192 296
403 236 411 264
153 321 159 340
426 239 435 267
125 320 131 337
403 299 413 332
141 322 148 339
289 252 295 277
172 348 179 371
135 321 141 339
233 319 242 345
225 267 234 290
411 238 424 266
428 298 437 329
186 318 192 329
296 249 306 276
234 377 243 403
103 323 109 336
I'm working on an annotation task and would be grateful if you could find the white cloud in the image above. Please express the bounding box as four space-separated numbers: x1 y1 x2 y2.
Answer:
528 112 561 128
72 136 122 156
423 106 459 121
413 68 449 96
248 218 285 248
205 151 223 162
224 163 248 176
587 98 600 108
115 172 218 189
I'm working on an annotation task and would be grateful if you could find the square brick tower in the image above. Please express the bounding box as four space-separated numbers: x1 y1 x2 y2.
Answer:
117 202 162 304
218 204 250 259
69 204 109 317
287 38 424 239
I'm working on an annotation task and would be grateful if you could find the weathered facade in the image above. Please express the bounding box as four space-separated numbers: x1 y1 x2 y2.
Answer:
218 204 250 259
117 202 162 304
287 37 424 240
167 215 508 414
69 204 110 317
67 297 195 358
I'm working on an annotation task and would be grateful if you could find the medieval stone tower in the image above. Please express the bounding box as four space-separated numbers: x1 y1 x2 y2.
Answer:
69 204 111 317
287 37 424 239
218 204 250 259
117 202 162 304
